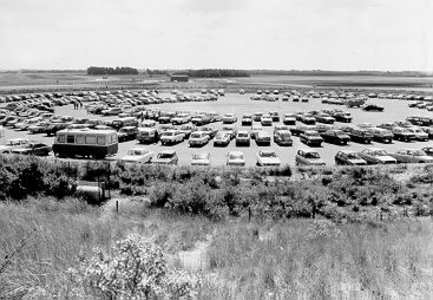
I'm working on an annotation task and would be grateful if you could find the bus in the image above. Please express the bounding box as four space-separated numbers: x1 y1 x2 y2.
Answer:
53 129 118 159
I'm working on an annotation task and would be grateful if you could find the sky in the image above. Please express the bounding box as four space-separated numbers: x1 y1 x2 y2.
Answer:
0 0 432 71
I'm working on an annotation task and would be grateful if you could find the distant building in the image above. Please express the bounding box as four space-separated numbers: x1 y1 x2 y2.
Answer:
170 74 189 82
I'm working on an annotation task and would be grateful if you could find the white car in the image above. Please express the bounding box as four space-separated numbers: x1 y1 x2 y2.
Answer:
191 153 210 166
250 125 263 139
159 130 185 145
120 148 154 164
256 151 281 167
227 151 246 167
189 131 210 147
222 113 237 124
407 127 428 141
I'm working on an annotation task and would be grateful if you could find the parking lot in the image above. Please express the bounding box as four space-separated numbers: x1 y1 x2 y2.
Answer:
2 92 433 167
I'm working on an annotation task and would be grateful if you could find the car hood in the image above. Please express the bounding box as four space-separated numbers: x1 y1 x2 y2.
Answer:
377 156 397 162
152 158 173 163
347 158 367 165
121 155 142 162
259 157 281 165
191 159 210 165
228 159 245 164
306 158 326 165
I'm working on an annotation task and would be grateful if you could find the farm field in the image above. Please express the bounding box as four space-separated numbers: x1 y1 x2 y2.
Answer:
2 92 433 167
233 75 433 89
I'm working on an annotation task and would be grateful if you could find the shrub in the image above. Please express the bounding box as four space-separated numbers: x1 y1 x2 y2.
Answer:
68 234 199 299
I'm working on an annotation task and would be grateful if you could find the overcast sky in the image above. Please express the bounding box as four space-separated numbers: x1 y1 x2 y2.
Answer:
0 0 432 71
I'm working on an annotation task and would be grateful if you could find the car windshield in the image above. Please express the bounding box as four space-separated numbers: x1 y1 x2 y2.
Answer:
373 150 388 156
346 153 359 159
305 152 320 159
162 132 174 136
193 154 209 160
127 150 145 156
307 132 320 136
335 130 346 136
238 133 248 137
281 132 291 138
158 153 173 159
229 154 243 160
413 150 427 156
260 152 277 158
190 133 201 138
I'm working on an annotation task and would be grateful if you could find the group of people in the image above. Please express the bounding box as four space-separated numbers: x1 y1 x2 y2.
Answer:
73 100 83 110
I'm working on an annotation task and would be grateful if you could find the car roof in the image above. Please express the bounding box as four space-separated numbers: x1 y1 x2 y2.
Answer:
229 151 244 155
337 150 356 154
364 148 385 151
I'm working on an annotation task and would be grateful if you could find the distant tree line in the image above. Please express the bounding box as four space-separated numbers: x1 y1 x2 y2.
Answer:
87 66 139 75
147 69 250 78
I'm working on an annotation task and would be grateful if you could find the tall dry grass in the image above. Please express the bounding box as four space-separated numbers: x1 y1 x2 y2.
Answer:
200 219 433 300
0 198 213 299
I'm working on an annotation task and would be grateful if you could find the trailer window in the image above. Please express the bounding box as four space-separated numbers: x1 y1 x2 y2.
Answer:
112 134 118 143
85 136 97 144
76 135 85 144
67 135 75 144
58 135 65 143
97 136 106 145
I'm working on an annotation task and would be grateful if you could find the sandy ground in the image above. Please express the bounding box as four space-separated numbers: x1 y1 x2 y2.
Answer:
2 93 433 167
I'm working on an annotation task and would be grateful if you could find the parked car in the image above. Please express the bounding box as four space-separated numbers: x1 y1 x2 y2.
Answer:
300 115 316 125
0 138 31 153
191 153 211 166
421 127 433 139
274 130 293 146
152 150 178 165
422 146 433 156
256 151 281 167
260 115 273 126
255 131 271 146
241 114 253 126
226 151 245 167
362 104 384 112
389 149 433 164
117 126 138 142
160 130 185 145
300 130 324 146
290 124 316 136
222 124 237 139
213 132 231 147
235 130 251 146
269 111 280 122
178 124 197 139
371 128 394 143
28 121 50 134
282 113 297 125
137 128 158 143
45 123 68 136
321 129 350 145
11 142 52 156
171 113 190 125
120 147 154 164
377 122 398 131
315 114 335 124
335 150 367 165
222 113 237 124
252 112 264 122
348 129 373 144
392 127 416 142
332 111 352 123
102 107 123 116
406 127 428 141
191 115 211 126
295 149 326 166
250 125 263 139
357 148 397 164
201 126 218 139
189 131 210 147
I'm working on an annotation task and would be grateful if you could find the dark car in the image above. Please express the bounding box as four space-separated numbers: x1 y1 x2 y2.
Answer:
117 126 138 142
300 130 323 147
332 111 352 123
335 150 367 165
371 128 394 143
406 116 433 127
392 127 416 142
300 115 316 125
290 124 316 136
348 129 373 144
11 142 52 156
321 129 350 145
362 104 384 112
178 124 197 139
44 123 68 136
191 115 211 126
315 114 336 124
